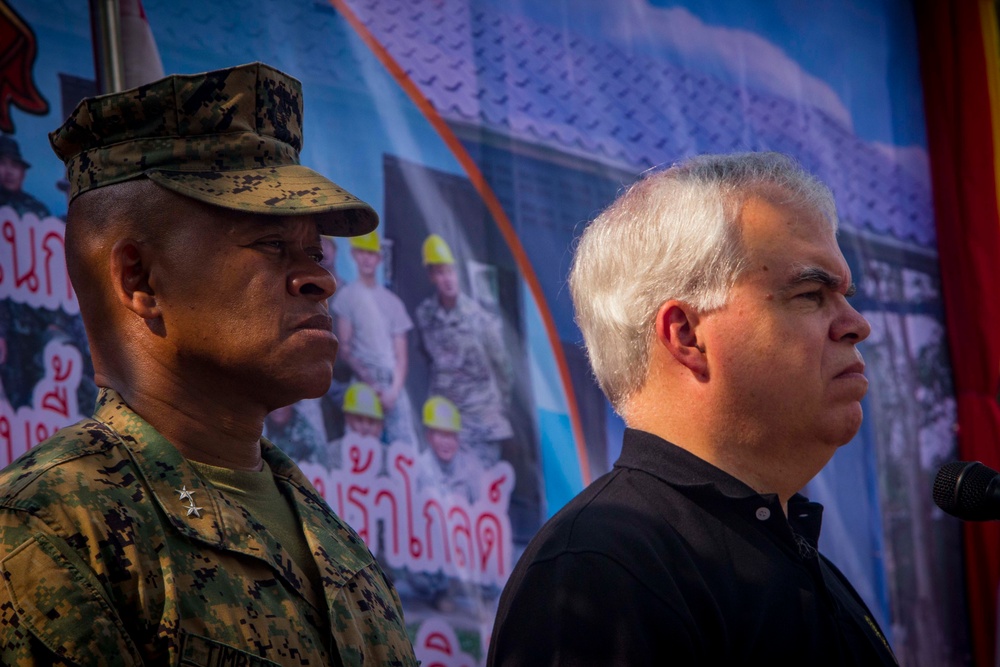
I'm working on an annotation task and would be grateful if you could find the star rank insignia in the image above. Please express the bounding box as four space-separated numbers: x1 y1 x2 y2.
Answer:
176 486 203 518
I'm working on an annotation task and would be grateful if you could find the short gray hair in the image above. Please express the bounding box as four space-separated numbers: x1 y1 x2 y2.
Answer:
568 152 837 412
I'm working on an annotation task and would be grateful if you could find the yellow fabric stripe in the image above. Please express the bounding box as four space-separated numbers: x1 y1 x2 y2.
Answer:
980 0 1000 219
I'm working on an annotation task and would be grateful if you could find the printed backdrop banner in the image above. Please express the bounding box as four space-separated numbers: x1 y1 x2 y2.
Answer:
0 1 969 665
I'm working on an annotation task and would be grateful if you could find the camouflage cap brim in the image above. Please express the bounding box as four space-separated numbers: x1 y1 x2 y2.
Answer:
147 165 378 237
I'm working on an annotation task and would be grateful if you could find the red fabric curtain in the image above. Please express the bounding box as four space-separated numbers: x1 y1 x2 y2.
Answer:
915 2 1000 665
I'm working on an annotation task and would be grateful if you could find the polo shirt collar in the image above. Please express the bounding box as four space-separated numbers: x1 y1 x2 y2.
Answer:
615 428 824 550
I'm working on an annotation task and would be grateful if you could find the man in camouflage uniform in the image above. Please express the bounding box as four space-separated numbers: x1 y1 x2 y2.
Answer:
0 63 417 666
415 234 513 467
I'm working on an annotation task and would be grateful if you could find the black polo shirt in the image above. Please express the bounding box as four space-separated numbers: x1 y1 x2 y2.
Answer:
488 429 897 666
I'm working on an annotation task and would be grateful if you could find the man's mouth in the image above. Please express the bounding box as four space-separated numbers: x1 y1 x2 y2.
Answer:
836 360 866 378
295 314 334 332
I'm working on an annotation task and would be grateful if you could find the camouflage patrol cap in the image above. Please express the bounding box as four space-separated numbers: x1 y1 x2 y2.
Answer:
48 62 377 237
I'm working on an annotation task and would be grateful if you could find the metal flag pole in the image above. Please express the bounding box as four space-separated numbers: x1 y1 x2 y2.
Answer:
89 0 125 94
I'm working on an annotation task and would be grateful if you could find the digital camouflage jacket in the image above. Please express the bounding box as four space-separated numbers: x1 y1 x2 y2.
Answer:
0 389 417 666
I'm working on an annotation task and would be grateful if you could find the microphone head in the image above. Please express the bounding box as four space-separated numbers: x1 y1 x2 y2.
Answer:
933 461 1000 520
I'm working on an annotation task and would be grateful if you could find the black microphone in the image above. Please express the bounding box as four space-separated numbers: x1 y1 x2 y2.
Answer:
932 461 1000 520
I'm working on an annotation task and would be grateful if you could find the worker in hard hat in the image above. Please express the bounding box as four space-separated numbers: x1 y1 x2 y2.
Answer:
343 381 385 438
416 395 483 504
325 382 385 470
415 234 513 467
331 230 417 447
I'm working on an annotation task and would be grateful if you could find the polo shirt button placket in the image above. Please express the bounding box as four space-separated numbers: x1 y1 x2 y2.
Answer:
755 507 771 521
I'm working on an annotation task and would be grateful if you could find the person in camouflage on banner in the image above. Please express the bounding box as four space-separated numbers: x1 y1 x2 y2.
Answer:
415 234 513 467
0 62 417 666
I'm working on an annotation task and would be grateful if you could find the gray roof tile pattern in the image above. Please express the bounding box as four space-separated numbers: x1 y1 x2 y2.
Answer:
147 0 933 246
349 0 934 246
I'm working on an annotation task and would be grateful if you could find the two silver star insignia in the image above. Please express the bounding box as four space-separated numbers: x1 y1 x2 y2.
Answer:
176 486 203 518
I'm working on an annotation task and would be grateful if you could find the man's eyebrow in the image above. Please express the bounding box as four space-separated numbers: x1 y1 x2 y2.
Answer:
786 266 856 296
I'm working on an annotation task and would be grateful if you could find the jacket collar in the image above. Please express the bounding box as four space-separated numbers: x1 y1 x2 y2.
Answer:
424 292 473 321
91 388 375 613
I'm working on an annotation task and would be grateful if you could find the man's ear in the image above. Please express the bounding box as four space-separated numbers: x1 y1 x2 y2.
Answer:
109 238 160 320
654 300 708 379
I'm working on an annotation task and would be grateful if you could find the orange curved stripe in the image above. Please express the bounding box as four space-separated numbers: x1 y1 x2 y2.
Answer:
330 0 591 485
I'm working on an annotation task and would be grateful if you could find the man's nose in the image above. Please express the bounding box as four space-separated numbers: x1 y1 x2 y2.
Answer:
832 298 871 343
289 256 337 300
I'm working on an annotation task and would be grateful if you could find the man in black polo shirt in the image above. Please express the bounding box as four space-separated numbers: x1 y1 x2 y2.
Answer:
488 152 897 665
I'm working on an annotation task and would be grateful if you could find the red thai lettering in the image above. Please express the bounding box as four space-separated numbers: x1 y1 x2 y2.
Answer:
422 498 450 563
4 221 38 292
0 414 11 464
348 442 375 473
374 488 401 557
0 342 83 467
0 212 79 313
346 485 371 543
476 512 505 577
42 231 72 302
448 507 472 571
307 443 515 586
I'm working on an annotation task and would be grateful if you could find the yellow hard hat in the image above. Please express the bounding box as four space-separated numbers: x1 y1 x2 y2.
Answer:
422 395 461 432
422 234 455 265
350 230 381 253
343 382 384 419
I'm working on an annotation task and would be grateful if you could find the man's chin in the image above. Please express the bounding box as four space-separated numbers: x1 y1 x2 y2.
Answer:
831 404 864 447
270 366 336 404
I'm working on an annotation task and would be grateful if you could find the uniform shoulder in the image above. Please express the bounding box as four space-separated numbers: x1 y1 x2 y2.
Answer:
457 296 503 331
0 419 119 506
414 295 437 320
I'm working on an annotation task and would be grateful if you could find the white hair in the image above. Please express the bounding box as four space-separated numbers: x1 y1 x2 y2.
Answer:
568 152 838 412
